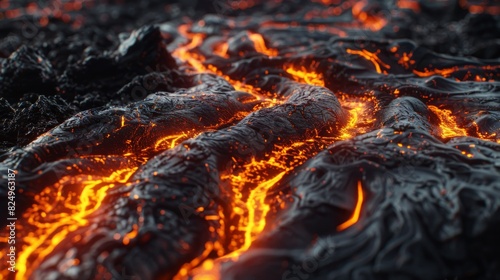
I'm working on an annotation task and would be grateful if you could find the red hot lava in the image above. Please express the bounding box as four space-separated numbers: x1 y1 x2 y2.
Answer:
0 1 500 280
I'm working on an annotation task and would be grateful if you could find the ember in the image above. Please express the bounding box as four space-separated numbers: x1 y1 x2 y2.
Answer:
0 0 499 280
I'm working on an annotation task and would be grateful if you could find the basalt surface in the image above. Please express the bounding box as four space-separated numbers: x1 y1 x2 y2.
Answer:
0 1 499 280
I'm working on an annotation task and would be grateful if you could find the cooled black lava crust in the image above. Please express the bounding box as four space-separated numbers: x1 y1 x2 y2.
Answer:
1 1 500 280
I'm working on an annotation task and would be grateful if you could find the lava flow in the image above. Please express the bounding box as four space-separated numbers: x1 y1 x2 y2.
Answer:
1 1 500 280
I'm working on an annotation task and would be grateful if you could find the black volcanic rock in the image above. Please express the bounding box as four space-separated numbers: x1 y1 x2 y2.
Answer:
0 46 57 102
0 97 14 119
0 95 77 148
113 71 178 105
59 25 177 99
0 1 499 280
0 97 15 151
114 25 177 70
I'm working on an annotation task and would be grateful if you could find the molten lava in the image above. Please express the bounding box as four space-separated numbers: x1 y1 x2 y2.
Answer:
337 181 364 231
0 1 499 280
11 168 137 280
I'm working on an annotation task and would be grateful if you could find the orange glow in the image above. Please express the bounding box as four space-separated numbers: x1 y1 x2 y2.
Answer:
173 25 274 103
413 65 500 80
225 171 287 259
213 42 229 58
472 121 499 143
171 26 307 280
174 240 225 280
468 5 500 15
224 147 311 255
12 167 137 280
227 0 259 11
352 1 387 31
177 138 335 279
0 1 86 26
191 258 220 280
285 66 325 87
285 66 376 140
312 0 341 4
346 48 390 74
223 140 335 245
154 132 191 151
339 105 359 139
3 2 498 280
460 0 500 15
397 0 420 12
397 52 415 69
428 105 468 138
337 96 376 140
337 181 364 231
260 21 348 37
413 67 458 78
173 27 277 103
173 27 206 73
248 33 278 57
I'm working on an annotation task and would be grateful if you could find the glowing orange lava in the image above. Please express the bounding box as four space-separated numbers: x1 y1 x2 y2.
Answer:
413 67 458 78
226 170 287 259
2 2 498 280
174 25 274 103
352 1 387 31
248 33 278 57
428 105 468 138
397 52 415 69
397 0 420 12
213 42 229 58
346 48 390 74
472 121 500 143
175 137 337 280
338 95 377 140
3 167 137 280
413 65 500 81
286 66 325 87
337 181 364 231
3 19 382 280
154 132 191 151
223 142 320 254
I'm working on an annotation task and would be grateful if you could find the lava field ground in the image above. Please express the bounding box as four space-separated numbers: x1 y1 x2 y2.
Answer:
0 0 500 279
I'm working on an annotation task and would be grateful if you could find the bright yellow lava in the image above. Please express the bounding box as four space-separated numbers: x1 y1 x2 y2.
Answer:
428 105 467 138
224 170 287 260
154 132 190 151
7 167 137 280
286 66 325 87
